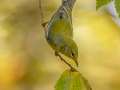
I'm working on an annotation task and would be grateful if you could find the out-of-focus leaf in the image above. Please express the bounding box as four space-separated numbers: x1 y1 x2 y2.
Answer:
115 0 120 17
96 0 112 9
55 70 92 90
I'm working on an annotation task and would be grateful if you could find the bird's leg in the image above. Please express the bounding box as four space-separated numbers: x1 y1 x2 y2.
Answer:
55 51 77 71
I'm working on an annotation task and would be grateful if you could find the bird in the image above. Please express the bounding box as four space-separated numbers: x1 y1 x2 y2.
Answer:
41 0 78 67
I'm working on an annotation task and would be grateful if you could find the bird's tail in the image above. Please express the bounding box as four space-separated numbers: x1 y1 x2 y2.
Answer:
62 0 76 11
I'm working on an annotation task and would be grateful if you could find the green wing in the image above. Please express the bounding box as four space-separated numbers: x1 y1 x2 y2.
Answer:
48 18 73 37
47 3 73 38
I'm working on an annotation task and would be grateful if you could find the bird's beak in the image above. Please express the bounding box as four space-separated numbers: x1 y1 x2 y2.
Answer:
74 58 78 67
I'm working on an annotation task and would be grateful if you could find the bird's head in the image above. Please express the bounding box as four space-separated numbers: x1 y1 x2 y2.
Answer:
68 43 78 66
60 38 78 66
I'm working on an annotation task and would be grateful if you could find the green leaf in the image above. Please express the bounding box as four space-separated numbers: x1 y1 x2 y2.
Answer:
96 0 112 9
55 70 92 90
115 0 120 17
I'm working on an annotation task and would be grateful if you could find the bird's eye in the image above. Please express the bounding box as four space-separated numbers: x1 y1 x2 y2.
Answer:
71 52 74 57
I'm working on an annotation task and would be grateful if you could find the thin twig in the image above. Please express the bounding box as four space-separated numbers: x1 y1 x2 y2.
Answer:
55 52 77 71
80 73 92 90
38 0 44 24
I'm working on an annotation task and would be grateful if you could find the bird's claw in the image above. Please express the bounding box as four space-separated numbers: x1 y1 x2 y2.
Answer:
41 22 48 28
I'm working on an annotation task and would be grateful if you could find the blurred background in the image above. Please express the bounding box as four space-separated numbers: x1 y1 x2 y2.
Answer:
0 0 120 90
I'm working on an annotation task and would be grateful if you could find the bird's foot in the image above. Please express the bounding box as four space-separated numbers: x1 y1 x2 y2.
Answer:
41 22 48 28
